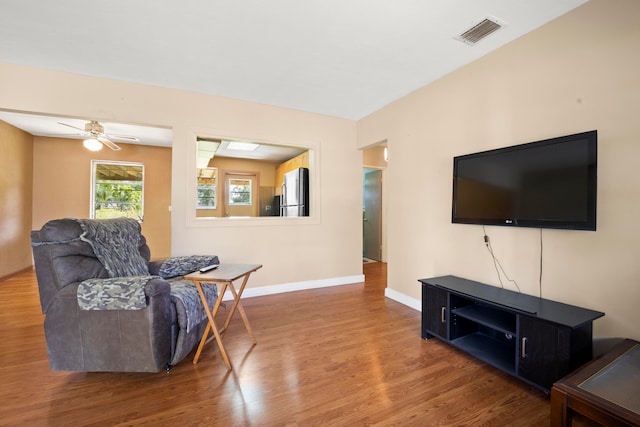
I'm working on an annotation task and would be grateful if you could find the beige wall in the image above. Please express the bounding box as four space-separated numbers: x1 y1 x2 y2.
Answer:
358 0 640 340
212 157 277 187
0 120 33 277
32 137 172 257
0 62 362 289
362 145 386 168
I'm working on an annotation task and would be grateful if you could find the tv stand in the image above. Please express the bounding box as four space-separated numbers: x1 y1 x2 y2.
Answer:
419 275 604 391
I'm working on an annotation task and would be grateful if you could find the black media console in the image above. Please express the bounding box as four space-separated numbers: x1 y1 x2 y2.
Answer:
419 275 604 391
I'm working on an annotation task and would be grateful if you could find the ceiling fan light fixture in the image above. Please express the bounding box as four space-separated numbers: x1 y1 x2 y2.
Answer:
83 137 103 151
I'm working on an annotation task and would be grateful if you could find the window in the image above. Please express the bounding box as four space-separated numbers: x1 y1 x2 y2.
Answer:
91 161 144 221
228 178 252 205
197 167 217 209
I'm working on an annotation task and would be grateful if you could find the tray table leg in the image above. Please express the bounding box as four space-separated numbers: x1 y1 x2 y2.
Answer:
193 282 232 369
221 272 257 344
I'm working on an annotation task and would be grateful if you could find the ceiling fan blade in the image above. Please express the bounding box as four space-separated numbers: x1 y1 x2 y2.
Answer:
98 136 122 151
58 122 86 133
40 133 87 139
106 134 140 142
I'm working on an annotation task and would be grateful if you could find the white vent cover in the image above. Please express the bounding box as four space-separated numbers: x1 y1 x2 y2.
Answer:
455 16 505 45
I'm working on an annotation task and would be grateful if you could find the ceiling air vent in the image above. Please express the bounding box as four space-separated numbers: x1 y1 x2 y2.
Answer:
455 16 504 45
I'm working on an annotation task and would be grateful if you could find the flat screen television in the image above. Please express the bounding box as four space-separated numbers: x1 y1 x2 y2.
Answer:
452 130 597 230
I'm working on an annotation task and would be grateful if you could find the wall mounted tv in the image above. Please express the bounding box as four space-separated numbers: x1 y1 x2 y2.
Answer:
452 130 597 230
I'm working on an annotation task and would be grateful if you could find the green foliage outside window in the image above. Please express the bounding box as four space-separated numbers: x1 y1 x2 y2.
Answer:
197 185 217 208
228 178 252 205
92 162 144 221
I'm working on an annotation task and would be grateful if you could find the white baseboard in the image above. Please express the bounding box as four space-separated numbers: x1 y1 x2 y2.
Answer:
220 274 365 301
384 287 421 312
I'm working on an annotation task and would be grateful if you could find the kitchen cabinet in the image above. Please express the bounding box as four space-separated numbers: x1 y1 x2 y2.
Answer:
420 275 604 391
275 151 309 192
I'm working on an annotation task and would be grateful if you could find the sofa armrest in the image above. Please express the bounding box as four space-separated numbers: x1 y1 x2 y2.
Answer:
44 278 174 372
144 277 171 297
77 276 171 311
58 278 171 300
155 255 220 279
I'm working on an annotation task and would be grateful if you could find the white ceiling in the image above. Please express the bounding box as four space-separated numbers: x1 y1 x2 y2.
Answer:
0 111 173 147
0 1 588 146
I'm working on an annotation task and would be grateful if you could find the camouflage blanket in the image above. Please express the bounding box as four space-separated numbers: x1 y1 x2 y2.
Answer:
170 279 218 333
74 217 149 278
77 276 152 310
158 255 219 279
77 277 218 333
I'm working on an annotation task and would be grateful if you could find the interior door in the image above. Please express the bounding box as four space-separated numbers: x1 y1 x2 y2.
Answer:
363 169 382 260
223 172 259 217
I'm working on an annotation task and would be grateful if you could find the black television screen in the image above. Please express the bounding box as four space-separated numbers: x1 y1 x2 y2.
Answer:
452 130 597 230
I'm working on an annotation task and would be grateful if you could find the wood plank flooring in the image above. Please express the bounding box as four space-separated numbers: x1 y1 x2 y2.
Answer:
0 262 583 426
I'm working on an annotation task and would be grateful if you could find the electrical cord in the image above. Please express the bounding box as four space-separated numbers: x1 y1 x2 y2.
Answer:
482 226 521 293
539 228 543 298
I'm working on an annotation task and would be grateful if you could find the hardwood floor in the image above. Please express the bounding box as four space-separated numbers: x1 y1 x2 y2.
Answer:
1 262 568 426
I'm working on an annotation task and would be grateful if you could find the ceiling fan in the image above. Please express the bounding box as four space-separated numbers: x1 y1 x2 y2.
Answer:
58 120 139 151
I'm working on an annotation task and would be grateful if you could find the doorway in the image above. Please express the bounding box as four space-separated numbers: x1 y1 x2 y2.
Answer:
363 169 382 261
222 172 259 217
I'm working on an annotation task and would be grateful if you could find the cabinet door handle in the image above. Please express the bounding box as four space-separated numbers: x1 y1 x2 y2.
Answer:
521 337 527 358
441 306 446 323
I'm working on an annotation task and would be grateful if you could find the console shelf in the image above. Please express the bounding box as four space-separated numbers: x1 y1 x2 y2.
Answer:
420 275 604 391
452 304 515 335
452 332 515 374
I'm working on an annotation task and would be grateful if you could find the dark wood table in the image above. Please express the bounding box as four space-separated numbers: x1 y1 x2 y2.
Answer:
550 338 640 426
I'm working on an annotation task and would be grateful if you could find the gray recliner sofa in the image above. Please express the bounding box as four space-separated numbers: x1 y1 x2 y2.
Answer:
31 217 219 372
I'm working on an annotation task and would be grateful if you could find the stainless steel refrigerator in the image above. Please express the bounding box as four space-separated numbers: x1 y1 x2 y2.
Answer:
280 167 309 216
